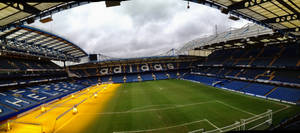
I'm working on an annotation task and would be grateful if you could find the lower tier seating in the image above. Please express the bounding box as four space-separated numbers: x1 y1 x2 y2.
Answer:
184 74 300 103
0 71 180 121
0 81 86 121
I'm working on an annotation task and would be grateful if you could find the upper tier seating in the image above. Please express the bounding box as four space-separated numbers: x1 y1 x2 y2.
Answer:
202 43 300 68
0 57 60 70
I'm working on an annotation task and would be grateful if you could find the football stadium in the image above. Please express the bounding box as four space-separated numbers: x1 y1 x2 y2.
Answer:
0 0 300 133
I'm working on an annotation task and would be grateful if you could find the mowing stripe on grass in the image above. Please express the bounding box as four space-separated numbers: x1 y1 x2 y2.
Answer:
112 119 208 133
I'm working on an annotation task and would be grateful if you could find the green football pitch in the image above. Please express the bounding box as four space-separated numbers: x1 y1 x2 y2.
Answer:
83 79 300 133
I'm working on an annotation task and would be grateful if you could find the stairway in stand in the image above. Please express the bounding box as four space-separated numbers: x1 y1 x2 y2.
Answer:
264 87 278 96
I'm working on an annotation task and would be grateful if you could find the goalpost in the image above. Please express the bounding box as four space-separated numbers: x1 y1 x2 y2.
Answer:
189 110 272 133
240 109 272 130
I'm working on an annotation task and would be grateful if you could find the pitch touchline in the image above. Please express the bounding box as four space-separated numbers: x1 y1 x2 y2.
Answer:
80 101 216 115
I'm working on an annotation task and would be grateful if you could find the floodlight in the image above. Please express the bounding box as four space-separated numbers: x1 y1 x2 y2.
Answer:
229 15 240 21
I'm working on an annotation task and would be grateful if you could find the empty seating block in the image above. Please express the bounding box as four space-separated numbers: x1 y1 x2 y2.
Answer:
223 81 250 91
126 74 139 82
154 72 168 80
242 83 274 96
112 75 124 83
267 87 300 102
0 93 37 110
141 73 153 81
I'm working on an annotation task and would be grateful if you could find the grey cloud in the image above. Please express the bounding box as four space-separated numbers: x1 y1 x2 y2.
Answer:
30 0 250 58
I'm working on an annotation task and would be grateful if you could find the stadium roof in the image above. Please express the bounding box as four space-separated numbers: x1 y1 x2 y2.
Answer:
190 0 300 37
0 25 87 61
0 2 98 31
179 23 297 52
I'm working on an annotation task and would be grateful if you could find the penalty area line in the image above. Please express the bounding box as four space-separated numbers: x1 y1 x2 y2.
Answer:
204 119 222 132
216 100 256 116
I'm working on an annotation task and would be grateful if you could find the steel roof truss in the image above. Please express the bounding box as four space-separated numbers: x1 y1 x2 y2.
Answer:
228 0 272 10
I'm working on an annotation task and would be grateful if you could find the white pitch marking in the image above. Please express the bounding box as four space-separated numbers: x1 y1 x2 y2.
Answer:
54 114 79 133
274 105 290 114
216 100 256 116
204 119 222 132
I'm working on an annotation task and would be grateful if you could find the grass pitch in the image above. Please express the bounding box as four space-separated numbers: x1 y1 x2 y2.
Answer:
5 79 299 133
81 79 300 133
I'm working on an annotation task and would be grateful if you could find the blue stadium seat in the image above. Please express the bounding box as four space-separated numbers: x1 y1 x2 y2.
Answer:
0 105 16 121
267 87 300 102
241 83 275 96
126 74 139 82
141 73 153 81
0 93 37 110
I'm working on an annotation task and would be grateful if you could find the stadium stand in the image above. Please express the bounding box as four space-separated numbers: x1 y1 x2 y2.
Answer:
185 42 300 103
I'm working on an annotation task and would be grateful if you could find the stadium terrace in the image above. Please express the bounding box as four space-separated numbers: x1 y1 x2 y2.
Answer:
0 0 300 133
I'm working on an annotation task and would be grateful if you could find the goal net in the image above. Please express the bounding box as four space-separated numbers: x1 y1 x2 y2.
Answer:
189 110 272 133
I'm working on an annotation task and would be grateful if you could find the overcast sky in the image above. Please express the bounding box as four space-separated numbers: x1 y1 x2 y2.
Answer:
30 0 250 58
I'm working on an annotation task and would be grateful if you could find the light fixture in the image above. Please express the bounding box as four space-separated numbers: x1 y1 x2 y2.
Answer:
229 15 240 21
40 16 53 23
105 1 121 7
26 17 35 24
